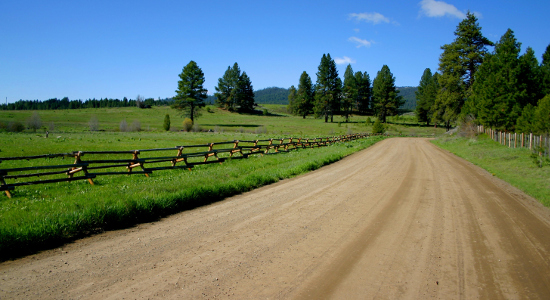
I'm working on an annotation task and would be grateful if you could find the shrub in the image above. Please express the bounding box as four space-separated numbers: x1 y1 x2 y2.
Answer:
89 116 99 131
163 114 171 131
131 120 141 132
366 117 372 125
119 120 128 132
27 112 42 132
192 123 202 132
372 119 385 134
183 118 193 132
8 121 25 132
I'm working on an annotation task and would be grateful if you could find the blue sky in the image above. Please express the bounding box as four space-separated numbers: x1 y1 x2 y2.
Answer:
1 0 549 102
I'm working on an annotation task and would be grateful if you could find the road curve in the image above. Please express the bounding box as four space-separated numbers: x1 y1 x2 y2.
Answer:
2 138 550 299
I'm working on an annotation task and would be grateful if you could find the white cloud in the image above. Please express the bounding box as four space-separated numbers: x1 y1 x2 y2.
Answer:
419 0 466 19
334 56 356 65
348 36 373 48
349 12 390 25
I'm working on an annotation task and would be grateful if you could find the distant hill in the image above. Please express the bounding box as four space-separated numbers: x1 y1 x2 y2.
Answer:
397 86 417 110
254 87 290 105
206 86 418 110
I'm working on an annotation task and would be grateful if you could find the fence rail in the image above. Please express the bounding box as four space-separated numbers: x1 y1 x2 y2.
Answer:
477 126 550 157
1 133 372 198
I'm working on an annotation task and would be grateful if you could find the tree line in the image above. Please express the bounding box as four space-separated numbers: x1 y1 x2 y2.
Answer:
287 54 403 123
0 96 175 111
415 12 550 133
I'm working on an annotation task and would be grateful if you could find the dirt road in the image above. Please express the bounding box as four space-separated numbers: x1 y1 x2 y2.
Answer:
2 138 550 299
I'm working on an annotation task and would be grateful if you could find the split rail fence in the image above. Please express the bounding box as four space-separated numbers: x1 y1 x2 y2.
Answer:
0 133 371 198
477 125 550 157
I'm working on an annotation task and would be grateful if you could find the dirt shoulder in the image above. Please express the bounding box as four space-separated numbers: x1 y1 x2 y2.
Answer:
2 138 550 299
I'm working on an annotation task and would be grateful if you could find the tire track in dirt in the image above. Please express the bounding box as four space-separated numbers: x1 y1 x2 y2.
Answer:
1 138 550 299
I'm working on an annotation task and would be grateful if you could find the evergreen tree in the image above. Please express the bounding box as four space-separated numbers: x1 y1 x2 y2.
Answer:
355 71 371 114
341 64 356 122
540 44 550 96
437 12 493 128
415 68 439 126
314 54 341 122
172 61 207 123
215 63 241 111
516 104 536 134
214 63 255 112
237 72 256 112
372 65 403 123
518 47 543 107
469 29 526 131
295 72 315 118
535 95 550 135
287 85 297 114
163 114 171 131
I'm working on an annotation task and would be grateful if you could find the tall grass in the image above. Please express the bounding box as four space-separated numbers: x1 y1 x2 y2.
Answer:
432 134 550 207
0 136 386 260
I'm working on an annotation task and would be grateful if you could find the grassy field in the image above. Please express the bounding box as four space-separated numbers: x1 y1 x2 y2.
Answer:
0 104 444 138
432 134 550 208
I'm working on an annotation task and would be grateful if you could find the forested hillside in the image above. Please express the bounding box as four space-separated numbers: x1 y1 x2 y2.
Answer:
397 87 417 110
254 87 290 104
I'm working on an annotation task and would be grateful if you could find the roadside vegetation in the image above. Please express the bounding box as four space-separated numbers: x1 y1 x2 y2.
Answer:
0 133 386 260
432 134 550 208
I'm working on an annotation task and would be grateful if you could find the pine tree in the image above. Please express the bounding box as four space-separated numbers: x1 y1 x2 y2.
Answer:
287 85 297 114
214 63 255 112
516 104 536 134
172 61 207 123
535 95 550 135
372 65 403 123
341 64 356 122
295 72 314 118
237 72 255 112
540 44 550 96
215 63 241 111
437 12 493 129
314 54 341 122
415 68 438 126
163 114 171 131
355 71 371 114
469 29 527 131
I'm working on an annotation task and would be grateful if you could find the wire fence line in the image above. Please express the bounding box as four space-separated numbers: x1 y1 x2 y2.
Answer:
477 126 550 158
0 133 376 198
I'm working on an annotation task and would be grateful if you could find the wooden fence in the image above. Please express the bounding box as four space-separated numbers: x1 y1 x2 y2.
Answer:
0 134 371 198
477 126 550 157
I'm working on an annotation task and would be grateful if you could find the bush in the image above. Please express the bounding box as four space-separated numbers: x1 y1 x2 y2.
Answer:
372 119 385 134
163 114 171 131
119 120 128 132
183 118 193 132
366 117 372 125
131 120 141 132
27 112 42 132
8 121 25 132
89 116 99 131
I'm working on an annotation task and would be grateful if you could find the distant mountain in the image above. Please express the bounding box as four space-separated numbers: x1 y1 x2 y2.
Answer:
206 86 418 110
397 86 417 110
254 87 290 105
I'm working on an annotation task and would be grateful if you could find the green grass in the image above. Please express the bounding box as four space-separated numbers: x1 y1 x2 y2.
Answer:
0 105 445 260
0 134 387 260
0 105 446 137
432 134 550 207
